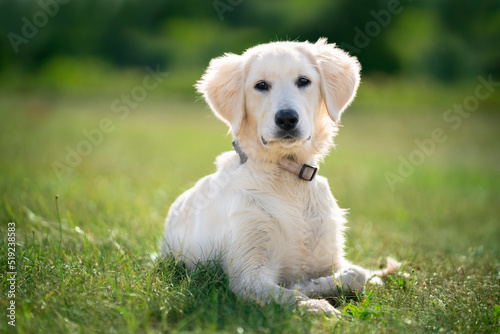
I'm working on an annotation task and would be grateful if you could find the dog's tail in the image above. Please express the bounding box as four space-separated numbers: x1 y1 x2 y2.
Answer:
370 257 401 278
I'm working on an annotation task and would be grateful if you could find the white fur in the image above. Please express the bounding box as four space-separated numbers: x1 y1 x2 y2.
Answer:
162 38 400 316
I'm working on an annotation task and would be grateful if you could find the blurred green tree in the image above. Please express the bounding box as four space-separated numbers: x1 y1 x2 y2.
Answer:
0 0 498 90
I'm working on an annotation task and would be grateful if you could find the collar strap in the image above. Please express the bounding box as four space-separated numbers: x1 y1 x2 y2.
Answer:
232 140 318 182
277 159 318 181
232 140 248 164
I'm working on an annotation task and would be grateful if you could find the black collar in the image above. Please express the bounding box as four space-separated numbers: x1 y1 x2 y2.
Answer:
232 140 248 164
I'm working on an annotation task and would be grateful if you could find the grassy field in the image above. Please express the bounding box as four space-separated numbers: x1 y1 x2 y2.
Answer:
0 90 499 333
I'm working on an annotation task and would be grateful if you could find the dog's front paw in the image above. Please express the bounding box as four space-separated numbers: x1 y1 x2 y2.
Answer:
298 299 341 317
368 276 384 285
339 267 367 291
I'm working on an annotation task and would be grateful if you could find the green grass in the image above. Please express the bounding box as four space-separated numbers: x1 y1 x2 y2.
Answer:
0 91 499 333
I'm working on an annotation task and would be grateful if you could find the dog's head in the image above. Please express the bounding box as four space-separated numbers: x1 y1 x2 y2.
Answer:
196 38 360 162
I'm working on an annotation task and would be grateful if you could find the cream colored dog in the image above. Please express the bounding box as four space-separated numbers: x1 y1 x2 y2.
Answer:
162 38 400 316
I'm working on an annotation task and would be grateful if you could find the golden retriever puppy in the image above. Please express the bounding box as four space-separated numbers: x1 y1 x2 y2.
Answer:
162 38 400 316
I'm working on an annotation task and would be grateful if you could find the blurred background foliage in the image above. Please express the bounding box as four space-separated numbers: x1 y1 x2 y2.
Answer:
0 0 499 98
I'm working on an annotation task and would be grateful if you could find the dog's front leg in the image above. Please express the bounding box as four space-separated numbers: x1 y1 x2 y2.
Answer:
293 258 401 298
227 266 341 317
225 228 340 316
292 265 368 298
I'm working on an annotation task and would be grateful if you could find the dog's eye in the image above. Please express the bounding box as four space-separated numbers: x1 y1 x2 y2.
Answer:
255 80 269 91
297 77 311 88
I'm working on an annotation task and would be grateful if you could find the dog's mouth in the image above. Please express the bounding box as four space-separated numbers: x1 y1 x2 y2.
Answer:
280 135 300 145
261 133 311 146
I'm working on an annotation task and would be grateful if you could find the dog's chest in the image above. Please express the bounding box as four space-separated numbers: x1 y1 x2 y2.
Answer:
241 172 342 284
257 187 338 283
281 205 336 282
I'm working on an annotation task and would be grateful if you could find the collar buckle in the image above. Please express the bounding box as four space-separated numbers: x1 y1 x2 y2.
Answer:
298 164 318 181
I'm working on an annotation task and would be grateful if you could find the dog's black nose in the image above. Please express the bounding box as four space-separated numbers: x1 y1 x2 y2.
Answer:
275 109 299 131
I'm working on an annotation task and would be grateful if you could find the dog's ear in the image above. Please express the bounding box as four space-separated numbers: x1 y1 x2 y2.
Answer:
315 38 361 123
196 53 245 136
